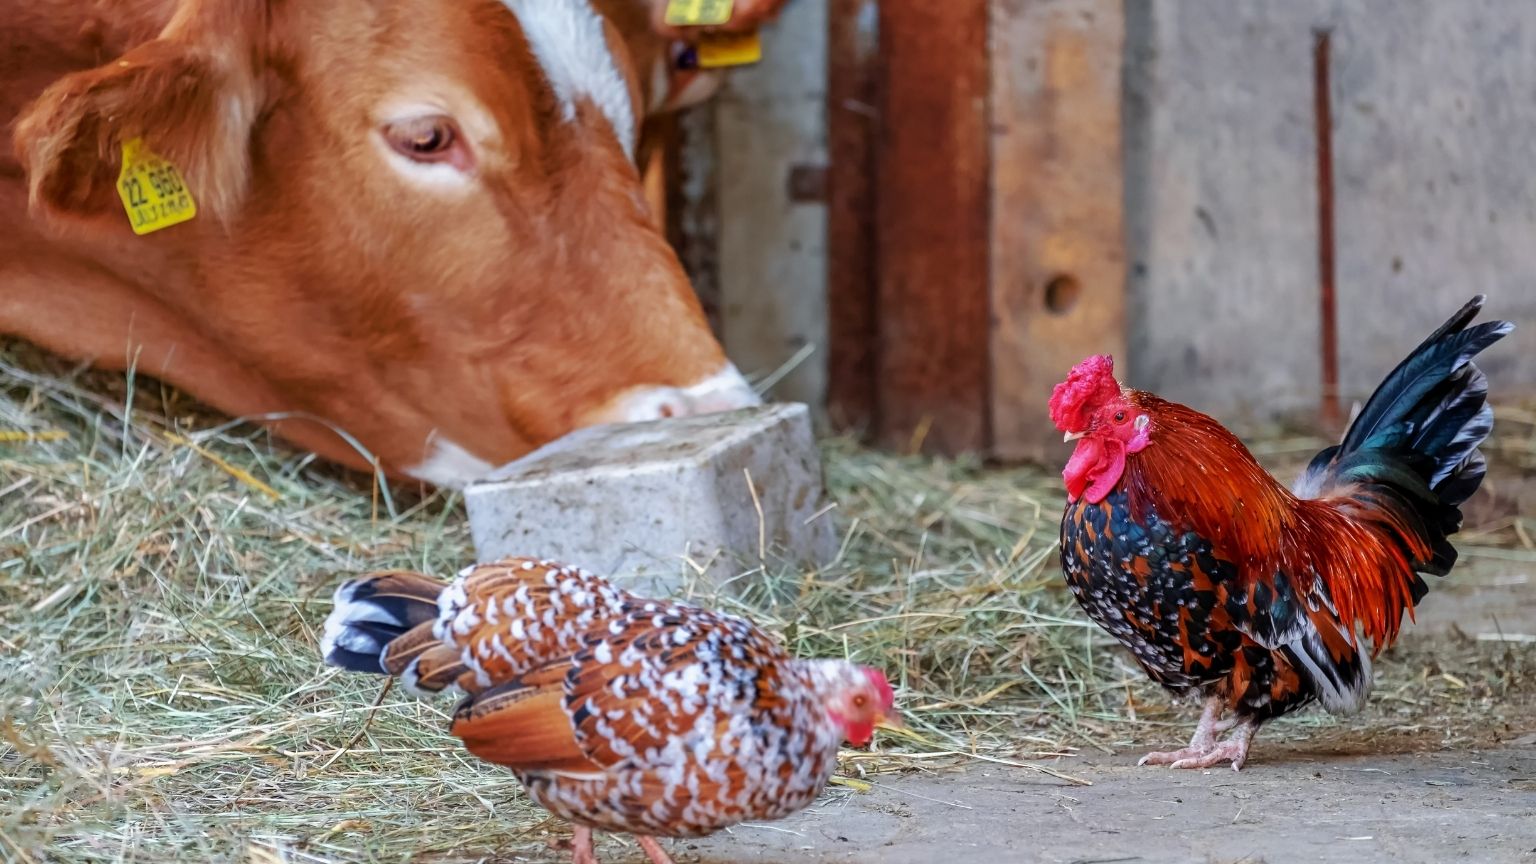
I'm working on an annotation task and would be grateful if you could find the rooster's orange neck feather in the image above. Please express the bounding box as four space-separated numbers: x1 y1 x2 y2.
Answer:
1118 392 1430 649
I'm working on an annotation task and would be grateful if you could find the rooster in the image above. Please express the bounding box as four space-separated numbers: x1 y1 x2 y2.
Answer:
1049 296 1513 770
319 557 897 864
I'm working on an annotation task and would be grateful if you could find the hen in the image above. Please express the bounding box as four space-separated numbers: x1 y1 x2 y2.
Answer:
1050 296 1513 770
319 557 896 864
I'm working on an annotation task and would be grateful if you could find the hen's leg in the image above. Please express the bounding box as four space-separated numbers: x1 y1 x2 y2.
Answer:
636 836 675 864
1138 695 1227 766
572 826 598 864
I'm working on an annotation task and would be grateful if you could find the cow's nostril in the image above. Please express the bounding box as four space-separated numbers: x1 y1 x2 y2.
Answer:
642 389 690 421
590 375 757 428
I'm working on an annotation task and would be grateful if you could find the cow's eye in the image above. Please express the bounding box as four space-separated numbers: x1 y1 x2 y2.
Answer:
383 116 460 163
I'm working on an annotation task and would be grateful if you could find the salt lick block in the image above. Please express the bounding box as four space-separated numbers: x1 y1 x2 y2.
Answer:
464 403 838 593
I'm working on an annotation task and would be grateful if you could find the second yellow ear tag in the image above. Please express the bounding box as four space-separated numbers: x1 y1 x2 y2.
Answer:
117 138 197 235
697 31 762 68
665 0 734 27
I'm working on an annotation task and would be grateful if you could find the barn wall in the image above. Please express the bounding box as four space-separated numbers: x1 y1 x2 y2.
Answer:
1126 0 1536 426
1326 1 1536 403
698 0 1536 447
714 0 830 410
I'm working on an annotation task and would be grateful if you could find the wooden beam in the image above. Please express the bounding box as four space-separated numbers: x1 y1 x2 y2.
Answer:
825 0 880 434
989 0 1126 462
873 0 992 454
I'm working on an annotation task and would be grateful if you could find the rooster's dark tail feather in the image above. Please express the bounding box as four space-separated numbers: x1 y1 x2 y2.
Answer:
1295 295 1513 581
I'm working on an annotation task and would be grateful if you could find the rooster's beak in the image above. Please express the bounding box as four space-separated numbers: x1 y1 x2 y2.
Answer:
876 712 905 732
1063 430 1085 442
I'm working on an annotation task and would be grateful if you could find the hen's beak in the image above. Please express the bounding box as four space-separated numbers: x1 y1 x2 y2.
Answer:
1063 430 1086 442
876 711 905 732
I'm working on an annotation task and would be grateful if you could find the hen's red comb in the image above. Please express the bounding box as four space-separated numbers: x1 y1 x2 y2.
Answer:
1048 354 1121 432
863 667 895 710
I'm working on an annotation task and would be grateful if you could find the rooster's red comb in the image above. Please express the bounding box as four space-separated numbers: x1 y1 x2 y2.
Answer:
1048 355 1121 432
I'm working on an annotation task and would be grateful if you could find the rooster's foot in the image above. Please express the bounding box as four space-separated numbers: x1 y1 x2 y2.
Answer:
1140 722 1254 772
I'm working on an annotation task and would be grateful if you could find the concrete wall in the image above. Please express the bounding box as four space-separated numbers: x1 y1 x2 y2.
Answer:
1125 0 1536 424
714 0 830 409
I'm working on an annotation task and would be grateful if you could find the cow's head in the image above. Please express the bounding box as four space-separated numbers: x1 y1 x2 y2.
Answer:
13 0 759 486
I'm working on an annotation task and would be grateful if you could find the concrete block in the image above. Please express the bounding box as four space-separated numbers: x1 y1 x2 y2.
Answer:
463 403 837 593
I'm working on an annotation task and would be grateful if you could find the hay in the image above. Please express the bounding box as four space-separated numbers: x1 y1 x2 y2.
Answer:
2 340 1533 863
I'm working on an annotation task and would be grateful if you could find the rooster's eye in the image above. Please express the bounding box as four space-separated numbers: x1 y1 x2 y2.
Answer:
852 695 868 709
1114 411 1127 423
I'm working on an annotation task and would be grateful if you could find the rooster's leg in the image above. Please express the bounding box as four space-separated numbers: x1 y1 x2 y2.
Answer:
1167 720 1255 771
1137 695 1227 766
636 836 675 864
572 826 598 864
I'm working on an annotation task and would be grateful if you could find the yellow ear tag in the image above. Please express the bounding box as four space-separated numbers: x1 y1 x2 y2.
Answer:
665 0 734 27
117 138 197 235
698 31 762 68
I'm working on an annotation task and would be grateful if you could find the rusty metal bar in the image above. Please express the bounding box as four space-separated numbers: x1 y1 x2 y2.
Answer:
1314 28 1341 430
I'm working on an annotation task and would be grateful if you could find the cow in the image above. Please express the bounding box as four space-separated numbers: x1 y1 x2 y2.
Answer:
0 0 787 487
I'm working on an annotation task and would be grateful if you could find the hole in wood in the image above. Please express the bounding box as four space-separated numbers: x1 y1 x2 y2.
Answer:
1044 275 1081 315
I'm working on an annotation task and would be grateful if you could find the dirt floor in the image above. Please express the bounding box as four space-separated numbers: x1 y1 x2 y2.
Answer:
678 556 1536 864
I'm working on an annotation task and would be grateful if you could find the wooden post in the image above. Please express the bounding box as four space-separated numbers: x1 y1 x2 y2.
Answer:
988 0 1127 462
824 0 1124 457
872 0 993 454
825 0 880 433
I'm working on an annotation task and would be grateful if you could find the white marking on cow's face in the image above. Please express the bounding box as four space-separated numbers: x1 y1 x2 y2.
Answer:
585 362 763 425
225 93 255 142
502 0 636 156
679 362 763 413
404 436 496 488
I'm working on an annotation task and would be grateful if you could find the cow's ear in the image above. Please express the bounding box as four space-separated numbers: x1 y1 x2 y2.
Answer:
13 2 263 228
649 64 723 115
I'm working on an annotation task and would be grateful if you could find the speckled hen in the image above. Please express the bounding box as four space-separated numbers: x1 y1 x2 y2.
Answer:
320 557 897 863
1050 296 1512 770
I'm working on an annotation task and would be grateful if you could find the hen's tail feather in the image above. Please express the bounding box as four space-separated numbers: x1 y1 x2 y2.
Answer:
387 624 471 693
320 571 446 676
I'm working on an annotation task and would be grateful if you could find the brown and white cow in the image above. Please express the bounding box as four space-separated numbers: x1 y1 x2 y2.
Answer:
0 0 784 486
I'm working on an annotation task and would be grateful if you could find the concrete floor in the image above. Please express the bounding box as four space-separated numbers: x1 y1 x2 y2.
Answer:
688 747 1536 864
678 554 1536 864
